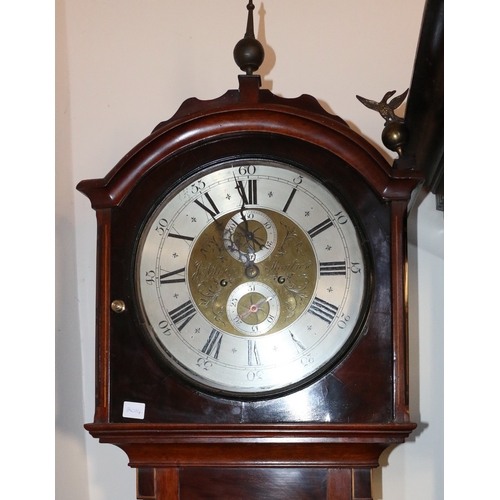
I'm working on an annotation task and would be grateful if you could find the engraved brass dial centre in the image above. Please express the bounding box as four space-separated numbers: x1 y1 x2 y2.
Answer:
187 208 317 337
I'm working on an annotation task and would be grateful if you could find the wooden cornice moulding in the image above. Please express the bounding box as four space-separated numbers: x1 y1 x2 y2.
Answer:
77 85 423 211
85 422 417 468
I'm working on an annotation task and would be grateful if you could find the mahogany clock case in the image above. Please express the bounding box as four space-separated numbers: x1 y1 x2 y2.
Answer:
101 126 394 425
78 82 421 500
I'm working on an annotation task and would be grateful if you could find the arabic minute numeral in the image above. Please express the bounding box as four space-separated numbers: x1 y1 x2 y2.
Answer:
238 165 256 176
337 314 351 330
196 358 212 371
351 262 362 274
190 180 206 194
155 218 168 236
301 354 315 367
334 211 348 225
158 320 172 336
247 370 263 381
145 270 156 285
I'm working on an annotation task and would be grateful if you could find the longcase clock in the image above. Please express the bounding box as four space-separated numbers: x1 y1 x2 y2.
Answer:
78 2 423 499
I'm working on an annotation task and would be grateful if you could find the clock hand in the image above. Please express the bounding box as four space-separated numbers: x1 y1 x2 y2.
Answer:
244 228 266 250
234 177 262 242
239 295 274 319
195 191 253 265
230 220 265 255
222 219 256 266
233 177 268 251
233 174 248 213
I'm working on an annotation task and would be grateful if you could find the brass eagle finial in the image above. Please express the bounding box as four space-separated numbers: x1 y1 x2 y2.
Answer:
356 89 408 125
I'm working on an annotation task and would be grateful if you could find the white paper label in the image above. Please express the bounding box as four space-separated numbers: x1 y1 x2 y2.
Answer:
122 401 145 419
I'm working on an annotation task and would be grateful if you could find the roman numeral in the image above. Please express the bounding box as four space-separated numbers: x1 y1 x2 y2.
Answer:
193 192 220 219
319 261 347 276
159 267 185 284
308 297 338 323
282 188 297 213
237 179 258 205
247 339 261 366
168 232 194 241
308 218 334 238
169 300 196 331
201 329 223 359
289 331 306 353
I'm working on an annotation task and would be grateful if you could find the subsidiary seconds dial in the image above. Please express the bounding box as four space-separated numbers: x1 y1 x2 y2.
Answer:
136 159 368 397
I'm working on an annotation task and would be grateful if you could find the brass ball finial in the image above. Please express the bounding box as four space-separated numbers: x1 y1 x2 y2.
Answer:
233 0 265 75
382 122 410 158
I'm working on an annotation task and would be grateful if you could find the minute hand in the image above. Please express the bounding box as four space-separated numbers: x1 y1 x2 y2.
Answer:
234 177 250 224
233 177 265 251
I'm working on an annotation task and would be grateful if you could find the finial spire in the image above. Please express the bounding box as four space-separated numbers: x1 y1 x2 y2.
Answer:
233 1 265 75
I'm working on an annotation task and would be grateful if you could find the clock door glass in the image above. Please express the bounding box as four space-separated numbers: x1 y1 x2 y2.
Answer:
135 159 368 396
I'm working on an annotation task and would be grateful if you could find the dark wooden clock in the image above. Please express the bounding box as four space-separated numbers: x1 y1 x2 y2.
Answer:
78 3 423 499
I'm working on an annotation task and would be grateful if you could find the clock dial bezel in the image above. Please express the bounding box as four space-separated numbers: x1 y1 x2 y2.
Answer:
133 156 373 399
